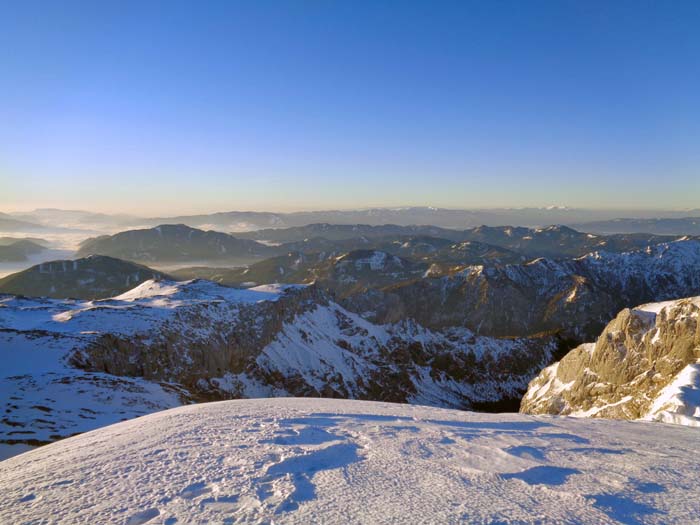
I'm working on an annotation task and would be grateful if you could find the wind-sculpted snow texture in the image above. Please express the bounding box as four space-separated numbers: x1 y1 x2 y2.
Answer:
0 279 557 455
522 296 700 426
347 240 700 340
2 398 699 524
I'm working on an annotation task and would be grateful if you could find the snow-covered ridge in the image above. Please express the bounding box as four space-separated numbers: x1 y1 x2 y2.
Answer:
522 295 700 426
2 398 699 524
0 279 294 335
113 278 299 302
635 296 700 314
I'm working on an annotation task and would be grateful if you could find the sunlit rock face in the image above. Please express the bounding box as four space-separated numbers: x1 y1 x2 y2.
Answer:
522 297 700 427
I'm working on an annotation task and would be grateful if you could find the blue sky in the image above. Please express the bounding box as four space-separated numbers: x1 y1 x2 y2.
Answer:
2 1 699 214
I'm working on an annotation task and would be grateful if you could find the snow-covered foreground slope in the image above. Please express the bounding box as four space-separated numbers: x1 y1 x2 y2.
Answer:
522 296 700 425
2 398 699 524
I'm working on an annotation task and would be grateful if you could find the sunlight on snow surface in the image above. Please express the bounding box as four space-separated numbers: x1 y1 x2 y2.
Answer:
1 398 699 524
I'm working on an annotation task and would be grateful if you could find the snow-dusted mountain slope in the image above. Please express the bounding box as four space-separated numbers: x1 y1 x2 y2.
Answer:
0 281 292 458
347 239 700 339
2 398 699 524
521 297 700 426
0 279 558 456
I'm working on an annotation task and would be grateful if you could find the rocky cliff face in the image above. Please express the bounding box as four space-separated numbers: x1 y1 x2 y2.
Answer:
66 280 558 408
345 240 700 341
521 297 700 426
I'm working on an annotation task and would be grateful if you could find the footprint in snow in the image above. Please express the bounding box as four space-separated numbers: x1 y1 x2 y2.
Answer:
502 466 581 486
199 495 239 512
179 481 213 499
125 508 160 525
260 442 364 512
505 445 547 461
50 479 74 488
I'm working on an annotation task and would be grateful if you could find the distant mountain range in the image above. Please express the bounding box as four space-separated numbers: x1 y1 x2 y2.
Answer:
571 217 700 235
0 236 47 246
237 223 684 258
171 238 524 290
0 221 694 305
0 213 51 233
74 223 688 267
142 207 700 231
0 238 47 262
8 208 138 231
7 207 700 234
8 234 700 344
235 223 464 242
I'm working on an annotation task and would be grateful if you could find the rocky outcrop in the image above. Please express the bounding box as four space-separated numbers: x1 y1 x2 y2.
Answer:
219 306 561 408
69 284 332 386
521 297 700 426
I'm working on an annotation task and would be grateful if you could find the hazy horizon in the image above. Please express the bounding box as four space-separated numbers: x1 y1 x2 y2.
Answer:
4 203 700 218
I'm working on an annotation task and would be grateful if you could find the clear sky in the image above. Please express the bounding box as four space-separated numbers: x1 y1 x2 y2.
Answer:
2 1 699 214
